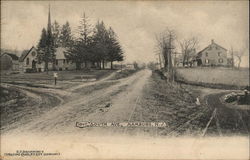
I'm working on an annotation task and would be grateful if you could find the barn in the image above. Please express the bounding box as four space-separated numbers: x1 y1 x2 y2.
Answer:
0 52 19 71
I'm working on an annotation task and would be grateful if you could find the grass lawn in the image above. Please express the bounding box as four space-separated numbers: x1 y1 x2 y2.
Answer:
176 67 249 88
1 69 115 82
1 69 116 90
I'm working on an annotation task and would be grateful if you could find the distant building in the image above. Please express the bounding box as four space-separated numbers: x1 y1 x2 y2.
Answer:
54 47 75 71
0 52 19 71
125 63 135 70
19 46 44 72
196 40 228 67
19 46 77 72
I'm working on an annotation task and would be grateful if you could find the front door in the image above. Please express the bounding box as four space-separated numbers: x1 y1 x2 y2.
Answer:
32 60 37 71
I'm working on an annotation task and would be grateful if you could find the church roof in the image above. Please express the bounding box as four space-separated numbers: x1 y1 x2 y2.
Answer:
19 46 35 62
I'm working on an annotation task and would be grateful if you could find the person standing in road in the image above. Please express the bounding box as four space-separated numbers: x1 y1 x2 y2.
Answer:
54 72 58 85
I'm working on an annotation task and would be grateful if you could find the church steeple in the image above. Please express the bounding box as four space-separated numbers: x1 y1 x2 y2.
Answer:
47 4 52 35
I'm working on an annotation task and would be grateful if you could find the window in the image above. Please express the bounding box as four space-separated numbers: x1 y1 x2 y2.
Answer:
218 58 223 63
26 58 29 65
31 51 36 56
218 52 221 57
205 59 209 64
205 52 208 57
66 60 69 64
56 60 58 65
63 59 66 64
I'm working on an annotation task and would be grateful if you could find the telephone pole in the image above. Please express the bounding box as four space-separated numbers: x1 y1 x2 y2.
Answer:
166 32 175 81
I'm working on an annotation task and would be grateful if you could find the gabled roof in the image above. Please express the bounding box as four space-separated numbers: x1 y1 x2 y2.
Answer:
197 41 227 57
55 47 67 59
19 46 35 62
0 52 19 60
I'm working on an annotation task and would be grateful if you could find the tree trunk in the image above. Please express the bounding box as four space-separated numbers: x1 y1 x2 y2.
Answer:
45 61 48 74
99 61 101 69
102 60 105 69
238 60 241 69
76 62 81 70
84 61 87 68
111 61 113 70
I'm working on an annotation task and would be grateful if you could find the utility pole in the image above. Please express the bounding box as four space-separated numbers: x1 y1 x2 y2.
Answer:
166 32 174 81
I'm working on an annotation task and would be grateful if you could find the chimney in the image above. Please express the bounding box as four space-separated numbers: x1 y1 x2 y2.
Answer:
211 39 214 44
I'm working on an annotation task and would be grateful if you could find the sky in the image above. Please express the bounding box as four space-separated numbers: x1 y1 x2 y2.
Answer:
1 1 249 66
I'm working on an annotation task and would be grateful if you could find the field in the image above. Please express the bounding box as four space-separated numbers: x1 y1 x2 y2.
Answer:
176 67 249 89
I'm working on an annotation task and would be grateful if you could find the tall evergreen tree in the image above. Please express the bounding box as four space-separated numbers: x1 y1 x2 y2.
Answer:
37 6 55 73
37 28 47 63
78 13 93 68
106 27 124 69
60 21 73 48
52 20 61 47
92 21 109 69
65 13 93 69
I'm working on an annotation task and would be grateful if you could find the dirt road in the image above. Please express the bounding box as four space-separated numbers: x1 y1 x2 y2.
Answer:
1 69 249 137
2 69 152 136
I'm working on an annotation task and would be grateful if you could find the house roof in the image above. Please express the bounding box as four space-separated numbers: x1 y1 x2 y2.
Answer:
196 41 227 57
55 47 67 59
0 52 19 61
19 46 35 62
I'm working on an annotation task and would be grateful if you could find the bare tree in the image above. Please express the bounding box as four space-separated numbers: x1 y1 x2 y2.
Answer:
230 46 247 69
155 28 176 70
155 28 177 81
229 46 235 68
234 50 245 69
179 37 198 66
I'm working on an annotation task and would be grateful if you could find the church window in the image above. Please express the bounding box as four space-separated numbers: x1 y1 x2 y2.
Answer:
26 58 29 65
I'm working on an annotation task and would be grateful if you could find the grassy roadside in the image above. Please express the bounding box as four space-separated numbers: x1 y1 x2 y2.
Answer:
175 68 249 90
131 70 212 136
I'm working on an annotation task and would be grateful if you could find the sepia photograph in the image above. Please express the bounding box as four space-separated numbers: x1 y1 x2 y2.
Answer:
0 0 249 159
